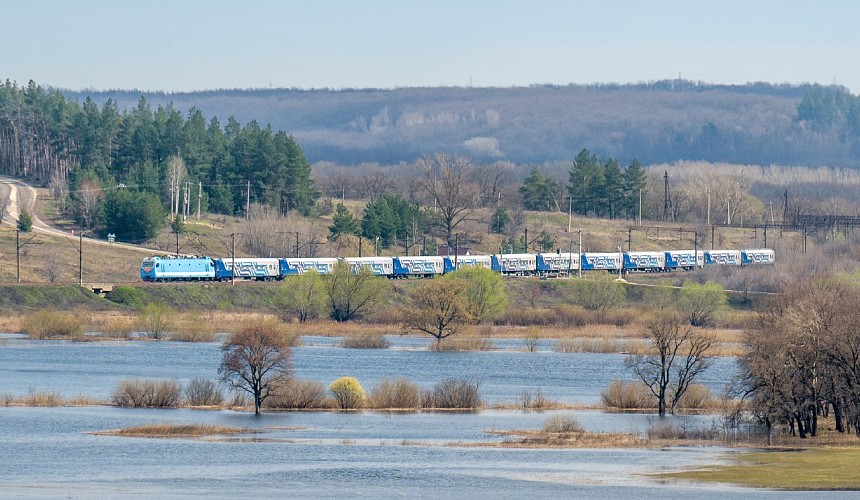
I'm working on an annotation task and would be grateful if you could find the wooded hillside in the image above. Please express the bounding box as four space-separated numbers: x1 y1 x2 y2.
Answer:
64 81 860 167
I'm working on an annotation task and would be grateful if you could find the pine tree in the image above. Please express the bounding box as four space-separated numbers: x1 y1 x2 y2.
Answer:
622 159 647 220
329 203 361 240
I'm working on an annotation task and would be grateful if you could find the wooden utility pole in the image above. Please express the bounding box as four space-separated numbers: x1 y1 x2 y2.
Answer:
79 231 83 287
231 232 236 286
663 171 670 221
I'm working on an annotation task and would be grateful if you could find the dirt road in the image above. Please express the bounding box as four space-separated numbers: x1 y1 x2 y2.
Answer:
0 175 168 256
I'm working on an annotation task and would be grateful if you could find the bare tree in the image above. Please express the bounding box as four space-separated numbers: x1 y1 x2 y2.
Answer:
475 161 513 207
419 153 480 245
219 324 292 415
403 277 471 346
627 315 716 416
243 204 323 257
166 155 186 218
75 178 103 229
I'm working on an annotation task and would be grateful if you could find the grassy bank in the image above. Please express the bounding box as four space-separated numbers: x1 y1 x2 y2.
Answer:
664 447 860 490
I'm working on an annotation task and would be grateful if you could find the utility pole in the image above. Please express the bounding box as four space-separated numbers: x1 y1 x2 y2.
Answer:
524 228 528 253
627 227 632 252
245 180 251 219
663 170 670 221
638 189 642 227
706 188 711 226
567 240 573 276
568 195 572 233
578 228 582 278
16 230 20 283
231 232 236 286
79 231 83 287
454 233 459 269
295 232 300 258
197 181 202 221
694 230 698 269
727 199 731 225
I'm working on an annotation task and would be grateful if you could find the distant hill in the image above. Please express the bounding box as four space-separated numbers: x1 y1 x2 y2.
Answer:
63 81 860 167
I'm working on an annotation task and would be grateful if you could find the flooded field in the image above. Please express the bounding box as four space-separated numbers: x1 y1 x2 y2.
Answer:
0 335 844 498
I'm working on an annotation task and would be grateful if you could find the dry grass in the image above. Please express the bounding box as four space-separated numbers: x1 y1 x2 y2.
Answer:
66 394 109 406
431 337 493 352
92 422 255 438
22 390 64 406
172 311 217 342
340 333 390 349
22 310 83 340
489 428 648 448
0 314 24 333
554 337 623 354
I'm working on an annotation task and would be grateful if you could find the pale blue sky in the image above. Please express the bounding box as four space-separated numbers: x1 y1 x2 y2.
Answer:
4 1 859 92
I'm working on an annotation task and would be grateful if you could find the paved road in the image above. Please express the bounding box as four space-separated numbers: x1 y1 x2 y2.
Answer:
0 175 168 256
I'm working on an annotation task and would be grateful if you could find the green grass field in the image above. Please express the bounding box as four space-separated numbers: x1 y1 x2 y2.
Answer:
663 447 860 490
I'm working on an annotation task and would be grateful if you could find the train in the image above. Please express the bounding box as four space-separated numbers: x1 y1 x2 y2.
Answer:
140 248 775 282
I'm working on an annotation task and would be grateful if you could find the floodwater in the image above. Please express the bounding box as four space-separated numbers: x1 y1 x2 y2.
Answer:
0 335 847 498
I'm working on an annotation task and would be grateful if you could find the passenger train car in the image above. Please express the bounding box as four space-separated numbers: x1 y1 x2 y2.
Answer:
140 248 775 282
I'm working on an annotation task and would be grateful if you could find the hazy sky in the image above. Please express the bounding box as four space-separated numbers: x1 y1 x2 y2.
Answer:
5 1 859 93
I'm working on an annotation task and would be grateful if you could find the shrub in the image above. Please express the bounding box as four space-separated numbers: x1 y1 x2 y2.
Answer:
675 384 716 410
600 380 655 410
184 378 223 407
679 281 727 327
137 303 175 340
369 378 420 409
518 388 557 411
106 285 149 308
101 317 134 339
22 310 83 340
430 337 492 351
329 376 366 410
112 379 181 408
422 379 481 410
569 278 626 319
340 333 389 349
542 415 584 433
551 304 594 327
647 422 721 441
173 311 217 342
524 329 541 352
265 379 331 409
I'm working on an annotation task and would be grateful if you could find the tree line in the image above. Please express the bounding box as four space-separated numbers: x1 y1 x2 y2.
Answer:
0 79 317 240
740 276 860 443
66 81 860 167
